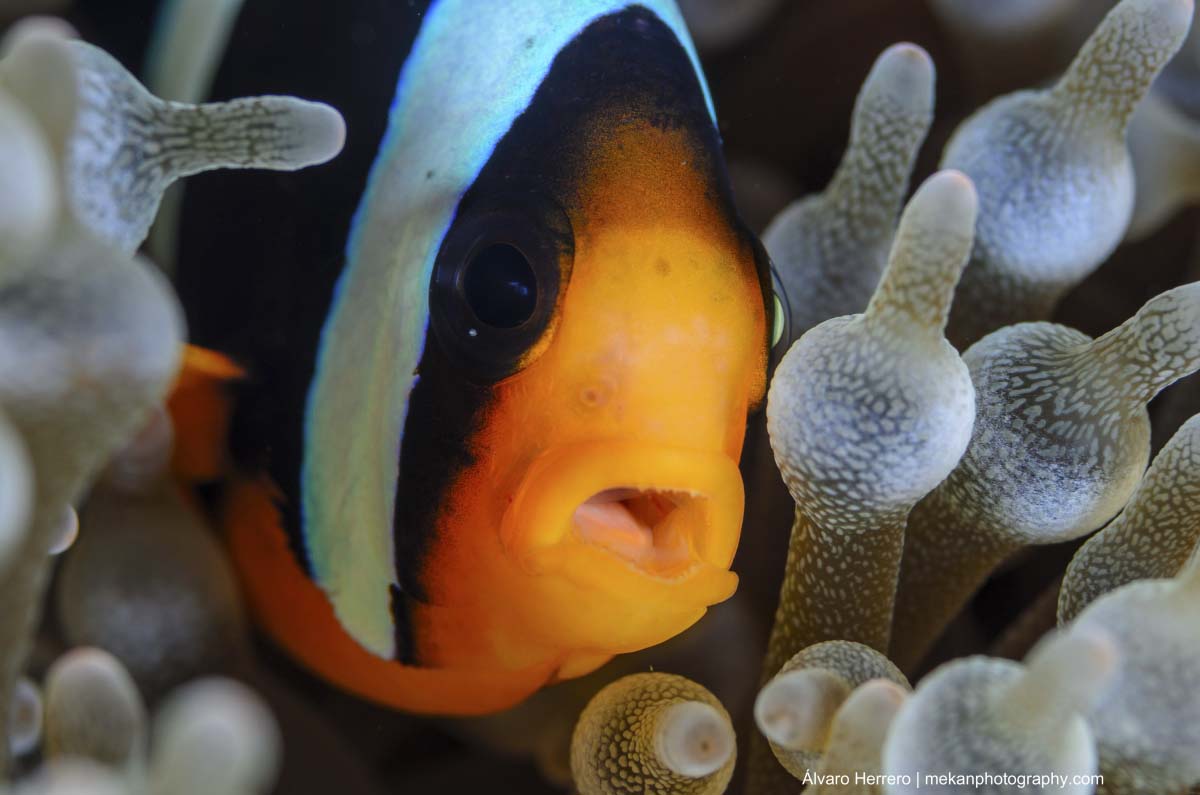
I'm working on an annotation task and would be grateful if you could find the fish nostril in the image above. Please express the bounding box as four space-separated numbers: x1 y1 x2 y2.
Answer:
578 379 614 410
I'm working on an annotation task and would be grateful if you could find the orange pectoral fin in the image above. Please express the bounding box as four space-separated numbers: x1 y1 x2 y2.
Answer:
222 479 557 715
167 345 245 483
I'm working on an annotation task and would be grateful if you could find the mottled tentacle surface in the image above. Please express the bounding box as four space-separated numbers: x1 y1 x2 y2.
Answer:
941 0 1194 347
0 33 345 255
1059 414 1200 623
1073 558 1200 794
754 640 909 781
763 43 934 344
570 673 735 795
883 628 1118 795
810 680 907 795
893 282 1200 671
764 170 975 672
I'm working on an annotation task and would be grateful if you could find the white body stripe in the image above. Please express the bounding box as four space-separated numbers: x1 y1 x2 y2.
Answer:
303 0 712 658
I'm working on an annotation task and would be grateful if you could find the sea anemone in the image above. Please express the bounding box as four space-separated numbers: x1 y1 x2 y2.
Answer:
2 0 1200 793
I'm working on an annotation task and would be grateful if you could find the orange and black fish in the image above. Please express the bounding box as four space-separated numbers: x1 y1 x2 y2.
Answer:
117 0 778 714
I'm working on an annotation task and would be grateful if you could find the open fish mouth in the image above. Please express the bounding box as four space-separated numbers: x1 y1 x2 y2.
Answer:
500 440 743 599
572 487 705 574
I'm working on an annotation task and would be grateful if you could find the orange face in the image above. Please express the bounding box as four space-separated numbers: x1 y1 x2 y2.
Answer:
415 120 769 679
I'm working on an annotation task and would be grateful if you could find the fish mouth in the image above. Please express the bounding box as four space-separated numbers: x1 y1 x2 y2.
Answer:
571 487 704 575
500 441 743 601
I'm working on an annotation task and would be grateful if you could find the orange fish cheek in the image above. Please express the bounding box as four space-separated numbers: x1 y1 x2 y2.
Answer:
431 380 746 657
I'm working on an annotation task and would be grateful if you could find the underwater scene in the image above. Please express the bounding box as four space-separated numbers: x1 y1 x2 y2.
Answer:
0 0 1199 793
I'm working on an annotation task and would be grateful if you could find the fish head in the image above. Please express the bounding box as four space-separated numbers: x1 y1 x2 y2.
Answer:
422 113 771 663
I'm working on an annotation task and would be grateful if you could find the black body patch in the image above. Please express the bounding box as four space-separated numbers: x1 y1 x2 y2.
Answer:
174 0 428 577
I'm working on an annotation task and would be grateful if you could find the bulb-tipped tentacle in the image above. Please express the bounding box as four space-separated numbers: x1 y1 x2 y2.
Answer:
0 34 345 255
571 673 735 795
766 172 975 672
894 282 1200 671
883 628 1117 794
763 43 935 342
941 0 1194 346
1060 414 1200 623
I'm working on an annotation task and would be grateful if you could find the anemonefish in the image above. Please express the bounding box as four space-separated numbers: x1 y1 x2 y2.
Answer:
88 0 776 715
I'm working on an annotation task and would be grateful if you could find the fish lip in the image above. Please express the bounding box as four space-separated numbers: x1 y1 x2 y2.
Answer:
499 440 744 589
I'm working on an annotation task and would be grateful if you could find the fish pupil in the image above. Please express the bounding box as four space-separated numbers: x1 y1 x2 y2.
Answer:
463 243 538 328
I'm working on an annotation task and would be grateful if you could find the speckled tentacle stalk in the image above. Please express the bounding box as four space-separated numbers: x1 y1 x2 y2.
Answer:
753 641 909 782
941 0 1194 347
1051 0 1192 133
1060 415 1200 623
570 673 735 795
883 628 1118 795
893 282 1200 672
0 32 345 255
767 509 910 677
764 171 976 672
1075 556 1200 793
810 680 907 795
763 43 934 344
891 497 1011 668
0 237 183 776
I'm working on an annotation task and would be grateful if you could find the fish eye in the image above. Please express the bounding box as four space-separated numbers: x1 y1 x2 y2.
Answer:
769 264 792 351
430 192 573 382
462 243 539 329
771 293 785 348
